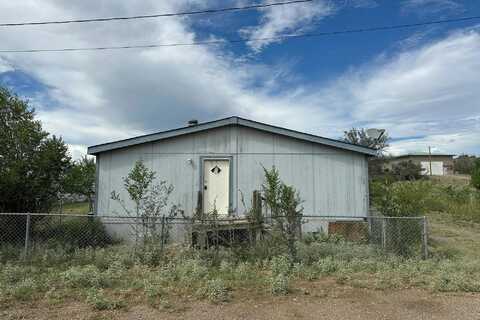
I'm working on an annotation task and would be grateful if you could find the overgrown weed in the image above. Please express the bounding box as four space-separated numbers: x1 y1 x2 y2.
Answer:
1 230 479 308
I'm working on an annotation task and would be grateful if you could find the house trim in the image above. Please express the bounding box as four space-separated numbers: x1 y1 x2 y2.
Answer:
87 116 377 156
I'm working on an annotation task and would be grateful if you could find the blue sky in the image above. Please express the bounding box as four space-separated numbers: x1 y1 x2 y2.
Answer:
0 0 479 159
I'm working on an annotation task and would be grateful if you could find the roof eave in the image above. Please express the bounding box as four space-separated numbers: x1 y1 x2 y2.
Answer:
87 117 236 155
236 118 377 156
87 116 377 156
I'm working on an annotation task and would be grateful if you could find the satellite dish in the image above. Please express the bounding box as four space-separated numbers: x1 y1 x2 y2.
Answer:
366 128 385 140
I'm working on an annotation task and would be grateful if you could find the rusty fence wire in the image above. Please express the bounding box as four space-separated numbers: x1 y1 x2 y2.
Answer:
0 213 428 262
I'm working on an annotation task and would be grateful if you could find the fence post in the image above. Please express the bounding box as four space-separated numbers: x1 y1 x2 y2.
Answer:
366 216 372 243
23 213 31 259
421 216 428 260
160 215 165 252
381 217 387 249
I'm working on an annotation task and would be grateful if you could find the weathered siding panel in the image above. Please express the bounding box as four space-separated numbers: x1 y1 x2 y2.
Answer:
234 127 368 218
107 144 150 216
236 154 274 213
313 153 367 217
150 154 196 216
273 154 315 215
96 152 111 215
96 125 369 222
237 127 274 154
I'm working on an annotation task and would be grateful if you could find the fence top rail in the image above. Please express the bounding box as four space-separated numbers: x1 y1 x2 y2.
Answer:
0 212 426 221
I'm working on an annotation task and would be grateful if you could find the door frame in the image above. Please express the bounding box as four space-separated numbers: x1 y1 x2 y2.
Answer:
199 156 234 215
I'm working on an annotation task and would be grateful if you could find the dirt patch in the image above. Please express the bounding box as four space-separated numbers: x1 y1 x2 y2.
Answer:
2 281 479 320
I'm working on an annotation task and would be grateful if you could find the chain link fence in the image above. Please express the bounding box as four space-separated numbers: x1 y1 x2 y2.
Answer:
0 213 428 262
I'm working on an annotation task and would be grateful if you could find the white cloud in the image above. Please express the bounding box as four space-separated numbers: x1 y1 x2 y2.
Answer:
0 1 336 149
0 1 479 160
239 1 334 52
401 0 464 17
303 29 480 155
67 144 89 161
0 57 13 73
387 129 480 156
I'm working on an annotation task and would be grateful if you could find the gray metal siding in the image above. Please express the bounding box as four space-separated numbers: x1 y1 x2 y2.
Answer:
88 116 377 155
96 125 369 219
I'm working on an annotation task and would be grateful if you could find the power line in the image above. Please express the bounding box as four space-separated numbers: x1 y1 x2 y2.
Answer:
1 15 479 53
0 0 313 27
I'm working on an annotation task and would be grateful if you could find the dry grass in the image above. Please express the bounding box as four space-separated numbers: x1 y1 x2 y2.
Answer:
55 201 90 214
429 174 471 186
428 212 480 260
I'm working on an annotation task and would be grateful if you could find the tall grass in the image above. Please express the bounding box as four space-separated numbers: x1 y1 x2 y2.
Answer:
427 184 480 222
371 179 480 222
1 234 479 309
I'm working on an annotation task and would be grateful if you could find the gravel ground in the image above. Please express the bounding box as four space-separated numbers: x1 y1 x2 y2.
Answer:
2 282 479 320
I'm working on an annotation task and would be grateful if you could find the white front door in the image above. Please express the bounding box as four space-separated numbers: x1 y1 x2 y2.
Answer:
203 159 230 216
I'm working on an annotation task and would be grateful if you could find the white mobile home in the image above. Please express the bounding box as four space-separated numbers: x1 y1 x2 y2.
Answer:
87 117 375 238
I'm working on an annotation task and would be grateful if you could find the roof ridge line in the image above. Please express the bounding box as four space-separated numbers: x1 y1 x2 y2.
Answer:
87 116 377 156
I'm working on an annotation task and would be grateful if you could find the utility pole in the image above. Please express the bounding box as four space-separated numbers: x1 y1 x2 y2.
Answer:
428 146 432 176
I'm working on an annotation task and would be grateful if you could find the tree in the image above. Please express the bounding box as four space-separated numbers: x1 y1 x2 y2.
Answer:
262 166 303 262
343 128 390 180
111 160 178 257
0 87 71 212
472 159 480 190
454 154 477 175
63 155 96 212
391 160 423 181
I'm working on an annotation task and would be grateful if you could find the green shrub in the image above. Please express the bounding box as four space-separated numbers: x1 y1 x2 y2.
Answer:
175 259 209 285
454 155 477 174
269 274 289 295
105 260 126 280
423 182 480 222
429 259 480 292
314 257 340 275
297 238 383 263
292 263 318 281
219 260 234 273
44 287 65 305
391 160 423 181
143 279 165 305
33 216 115 249
270 255 291 276
61 265 109 288
472 159 480 190
86 288 125 310
233 262 256 281
197 279 230 303
371 180 430 217
0 263 26 284
6 278 37 301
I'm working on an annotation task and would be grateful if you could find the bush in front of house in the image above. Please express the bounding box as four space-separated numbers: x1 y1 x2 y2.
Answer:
1 236 479 309
86 288 125 310
32 216 115 249
197 278 230 303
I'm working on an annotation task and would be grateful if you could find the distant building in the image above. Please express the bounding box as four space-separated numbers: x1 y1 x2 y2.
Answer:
386 153 455 176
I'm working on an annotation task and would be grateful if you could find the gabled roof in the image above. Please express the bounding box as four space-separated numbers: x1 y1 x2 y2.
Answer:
87 116 377 156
